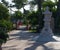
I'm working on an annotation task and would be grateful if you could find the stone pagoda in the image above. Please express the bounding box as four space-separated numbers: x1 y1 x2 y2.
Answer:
37 7 54 42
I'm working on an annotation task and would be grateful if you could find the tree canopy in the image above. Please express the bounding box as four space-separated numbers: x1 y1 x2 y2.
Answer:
12 0 28 9
0 3 9 20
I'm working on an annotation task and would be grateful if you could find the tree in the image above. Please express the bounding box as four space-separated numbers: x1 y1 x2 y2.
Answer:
0 3 10 50
57 0 60 18
1 0 8 6
29 0 43 32
42 1 56 10
12 0 28 10
56 0 60 30
42 0 57 18
29 0 36 11
12 11 23 20
0 3 9 20
36 0 44 32
27 11 38 25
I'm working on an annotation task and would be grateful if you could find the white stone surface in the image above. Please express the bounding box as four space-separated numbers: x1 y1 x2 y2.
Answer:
38 7 54 41
2 30 60 50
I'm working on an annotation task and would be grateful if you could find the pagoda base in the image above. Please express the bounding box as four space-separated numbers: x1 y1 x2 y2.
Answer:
37 27 56 42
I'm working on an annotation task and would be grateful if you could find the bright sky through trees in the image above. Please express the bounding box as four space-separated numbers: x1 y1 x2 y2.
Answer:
0 0 55 13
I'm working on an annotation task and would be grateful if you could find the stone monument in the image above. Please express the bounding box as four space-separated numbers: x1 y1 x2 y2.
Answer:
37 7 54 42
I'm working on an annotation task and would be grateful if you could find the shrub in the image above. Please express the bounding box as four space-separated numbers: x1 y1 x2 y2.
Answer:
0 29 9 44
0 20 13 32
0 20 13 44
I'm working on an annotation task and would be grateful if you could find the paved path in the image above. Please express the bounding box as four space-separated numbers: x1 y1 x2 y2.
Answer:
2 30 60 50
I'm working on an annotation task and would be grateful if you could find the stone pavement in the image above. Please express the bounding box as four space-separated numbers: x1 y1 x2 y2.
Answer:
2 30 60 50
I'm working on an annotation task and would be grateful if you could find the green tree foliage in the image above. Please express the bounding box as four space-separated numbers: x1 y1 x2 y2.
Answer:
42 1 57 18
29 0 36 11
23 10 30 24
0 3 9 20
0 29 9 44
0 20 13 31
0 20 9 44
1 0 8 6
0 3 12 44
42 1 56 11
27 11 43 28
12 11 23 20
27 11 38 25
29 0 43 32
12 0 28 9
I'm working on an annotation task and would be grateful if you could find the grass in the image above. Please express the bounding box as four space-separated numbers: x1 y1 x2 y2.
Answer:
28 29 37 33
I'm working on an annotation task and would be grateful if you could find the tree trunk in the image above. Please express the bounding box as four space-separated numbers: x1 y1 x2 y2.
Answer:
36 0 42 33
56 0 60 28
57 0 60 17
0 45 2 50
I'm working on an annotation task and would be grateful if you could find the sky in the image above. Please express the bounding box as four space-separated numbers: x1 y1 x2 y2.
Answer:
5 0 37 13
5 0 33 13
0 0 55 13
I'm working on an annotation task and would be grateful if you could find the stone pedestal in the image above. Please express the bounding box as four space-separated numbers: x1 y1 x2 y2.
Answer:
38 7 54 42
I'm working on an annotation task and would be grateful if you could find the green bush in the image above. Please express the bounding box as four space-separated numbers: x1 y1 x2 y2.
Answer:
0 20 13 32
0 19 13 44
0 3 11 44
0 30 9 44
5 20 13 31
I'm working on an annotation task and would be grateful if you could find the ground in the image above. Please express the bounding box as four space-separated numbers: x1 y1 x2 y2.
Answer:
2 30 60 50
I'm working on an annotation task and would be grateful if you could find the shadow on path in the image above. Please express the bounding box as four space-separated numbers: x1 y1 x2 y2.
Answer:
3 30 58 50
9 30 38 41
24 35 57 50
